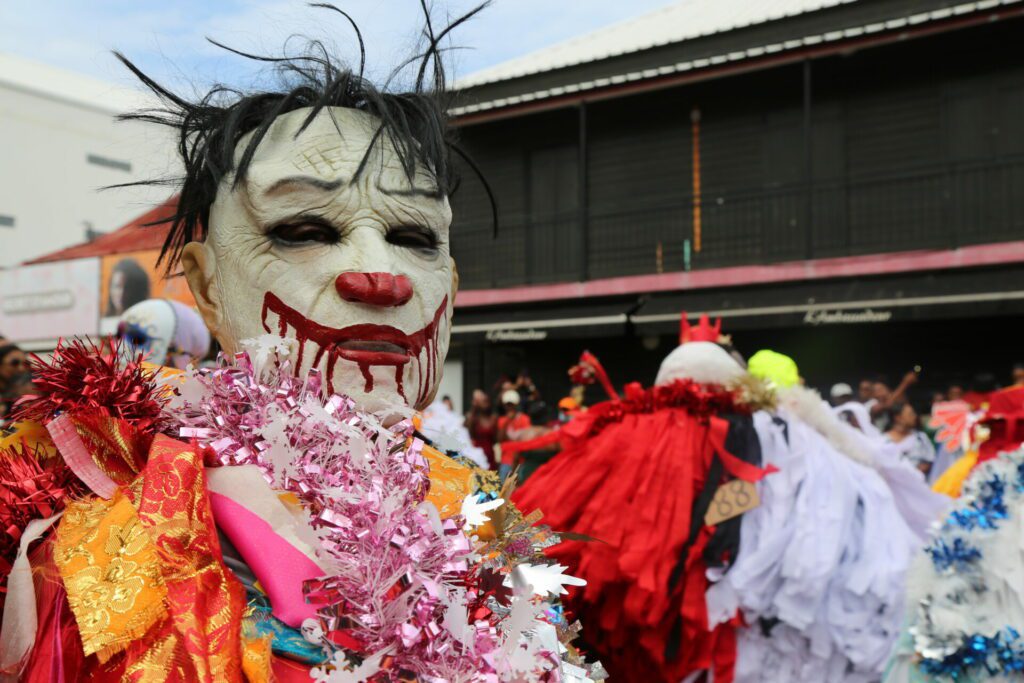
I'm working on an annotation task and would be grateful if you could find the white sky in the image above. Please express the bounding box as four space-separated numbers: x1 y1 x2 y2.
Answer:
0 0 677 92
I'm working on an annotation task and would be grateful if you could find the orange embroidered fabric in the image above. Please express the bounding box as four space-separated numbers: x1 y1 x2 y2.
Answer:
241 636 274 683
54 493 167 662
51 426 252 681
423 444 475 518
421 444 500 540
47 415 492 681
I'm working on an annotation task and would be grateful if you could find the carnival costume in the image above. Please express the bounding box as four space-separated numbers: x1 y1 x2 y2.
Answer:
930 385 1024 498
514 321 946 683
882 386 1024 682
709 351 946 683
0 339 603 682
512 317 774 682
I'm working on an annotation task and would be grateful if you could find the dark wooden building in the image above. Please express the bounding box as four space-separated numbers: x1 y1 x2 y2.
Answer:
444 0 1024 411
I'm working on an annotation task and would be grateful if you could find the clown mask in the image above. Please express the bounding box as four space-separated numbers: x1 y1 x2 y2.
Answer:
182 107 456 415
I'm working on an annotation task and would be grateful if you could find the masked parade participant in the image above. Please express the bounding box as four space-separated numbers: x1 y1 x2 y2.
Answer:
883 383 1024 682
708 350 946 683
0 7 603 682
115 299 212 371
513 318 946 683
513 316 775 682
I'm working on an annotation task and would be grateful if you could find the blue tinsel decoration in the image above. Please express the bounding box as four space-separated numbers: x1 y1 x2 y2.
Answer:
926 537 982 572
946 476 1008 532
920 627 1024 679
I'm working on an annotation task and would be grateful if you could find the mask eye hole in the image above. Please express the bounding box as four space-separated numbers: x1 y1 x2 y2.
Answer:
117 323 150 349
386 225 439 252
269 219 340 246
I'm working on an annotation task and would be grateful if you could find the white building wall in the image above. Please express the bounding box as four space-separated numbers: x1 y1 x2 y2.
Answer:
0 53 176 268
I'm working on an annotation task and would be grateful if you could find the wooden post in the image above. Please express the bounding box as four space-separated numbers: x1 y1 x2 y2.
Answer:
691 107 702 253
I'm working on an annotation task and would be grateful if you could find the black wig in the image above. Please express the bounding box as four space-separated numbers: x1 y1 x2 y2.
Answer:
116 2 495 274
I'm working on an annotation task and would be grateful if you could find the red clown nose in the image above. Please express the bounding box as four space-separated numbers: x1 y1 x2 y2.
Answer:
335 272 414 307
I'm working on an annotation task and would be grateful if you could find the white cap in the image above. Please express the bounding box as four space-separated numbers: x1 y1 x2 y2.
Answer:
830 382 853 399
501 389 521 405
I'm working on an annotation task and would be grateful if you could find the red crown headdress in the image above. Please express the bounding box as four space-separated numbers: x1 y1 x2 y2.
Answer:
679 312 722 344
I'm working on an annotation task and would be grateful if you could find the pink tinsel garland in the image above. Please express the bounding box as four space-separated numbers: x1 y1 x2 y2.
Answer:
170 349 587 682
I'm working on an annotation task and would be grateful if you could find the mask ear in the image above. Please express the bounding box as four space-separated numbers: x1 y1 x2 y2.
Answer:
181 242 225 345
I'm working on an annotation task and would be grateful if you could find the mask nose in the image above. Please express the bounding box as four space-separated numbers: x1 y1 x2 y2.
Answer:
335 272 414 307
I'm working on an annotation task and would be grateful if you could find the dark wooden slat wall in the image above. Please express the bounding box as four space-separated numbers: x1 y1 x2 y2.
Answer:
450 19 1024 290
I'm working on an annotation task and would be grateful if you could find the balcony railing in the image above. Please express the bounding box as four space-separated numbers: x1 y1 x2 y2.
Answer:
452 156 1024 290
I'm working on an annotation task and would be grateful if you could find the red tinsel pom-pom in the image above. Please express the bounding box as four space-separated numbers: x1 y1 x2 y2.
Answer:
9 337 170 432
0 443 85 611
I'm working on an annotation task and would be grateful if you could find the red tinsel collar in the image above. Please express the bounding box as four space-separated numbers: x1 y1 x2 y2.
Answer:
564 379 747 441
10 337 170 434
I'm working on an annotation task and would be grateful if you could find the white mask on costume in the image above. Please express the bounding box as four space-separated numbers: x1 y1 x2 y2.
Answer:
655 341 745 387
184 107 455 414
118 299 176 367
118 299 211 369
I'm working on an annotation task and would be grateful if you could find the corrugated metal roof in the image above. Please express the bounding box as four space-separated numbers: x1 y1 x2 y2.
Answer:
456 0 857 89
26 196 178 264
452 0 1017 117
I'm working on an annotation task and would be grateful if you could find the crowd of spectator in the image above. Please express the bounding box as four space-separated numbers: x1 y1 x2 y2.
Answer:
830 363 1024 482
465 362 1024 484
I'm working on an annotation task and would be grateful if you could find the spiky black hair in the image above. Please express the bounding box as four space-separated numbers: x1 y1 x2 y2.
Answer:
115 2 496 274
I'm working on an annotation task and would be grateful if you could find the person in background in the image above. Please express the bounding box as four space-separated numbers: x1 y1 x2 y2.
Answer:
831 382 869 431
830 382 854 407
523 385 548 424
947 384 965 401
557 397 580 424
465 389 498 469
0 344 31 426
1012 362 1024 387
869 370 919 431
858 378 875 403
884 401 936 476
441 395 454 412
497 389 532 480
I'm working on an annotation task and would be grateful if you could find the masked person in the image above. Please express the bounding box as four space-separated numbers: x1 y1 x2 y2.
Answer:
116 299 211 370
0 8 602 682
513 315 774 683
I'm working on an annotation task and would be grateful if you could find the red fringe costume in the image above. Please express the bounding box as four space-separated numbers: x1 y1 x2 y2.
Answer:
513 380 773 683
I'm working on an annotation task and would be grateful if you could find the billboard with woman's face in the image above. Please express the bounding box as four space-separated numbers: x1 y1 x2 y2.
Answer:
100 250 195 334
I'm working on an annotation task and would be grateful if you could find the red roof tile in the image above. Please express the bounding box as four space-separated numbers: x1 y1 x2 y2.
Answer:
27 196 179 264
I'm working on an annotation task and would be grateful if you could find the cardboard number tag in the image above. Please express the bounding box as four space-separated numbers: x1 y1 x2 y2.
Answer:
704 479 760 527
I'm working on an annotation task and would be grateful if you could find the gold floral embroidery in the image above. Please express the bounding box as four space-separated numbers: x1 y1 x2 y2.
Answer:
51 429 249 679
55 493 168 660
